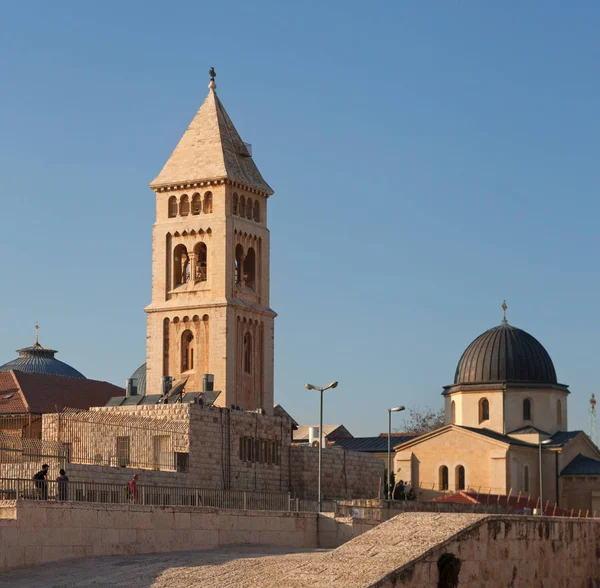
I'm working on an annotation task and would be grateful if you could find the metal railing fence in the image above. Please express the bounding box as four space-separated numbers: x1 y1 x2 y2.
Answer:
0 478 336 512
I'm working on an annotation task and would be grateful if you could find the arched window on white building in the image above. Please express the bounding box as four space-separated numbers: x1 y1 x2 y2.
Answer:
456 465 465 491
439 465 449 491
479 398 489 423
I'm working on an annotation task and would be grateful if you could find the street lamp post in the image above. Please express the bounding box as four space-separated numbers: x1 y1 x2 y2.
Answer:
305 381 339 513
538 438 552 514
387 406 405 500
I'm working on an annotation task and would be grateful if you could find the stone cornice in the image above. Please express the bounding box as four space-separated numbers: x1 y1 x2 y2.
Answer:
149 177 273 198
144 300 277 319
442 382 570 395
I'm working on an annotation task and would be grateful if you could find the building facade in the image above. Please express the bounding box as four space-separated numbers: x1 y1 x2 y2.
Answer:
143 77 276 413
395 309 600 513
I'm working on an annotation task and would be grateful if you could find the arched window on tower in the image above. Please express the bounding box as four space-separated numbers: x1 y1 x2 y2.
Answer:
557 399 562 427
191 194 201 215
439 466 449 491
233 193 239 215
246 198 253 219
455 465 465 491
179 195 190 216
244 247 256 290
195 242 207 282
203 192 213 214
451 401 456 424
181 330 194 372
523 399 532 421
168 196 178 218
479 398 489 423
174 244 190 287
523 465 530 492
243 332 252 374
235 244 244 285
253 200 260 222
239 196 246 218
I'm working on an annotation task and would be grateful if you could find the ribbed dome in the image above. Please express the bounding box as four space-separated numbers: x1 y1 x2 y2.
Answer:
130 363 147 396
454 322 557 385
0 342 85 379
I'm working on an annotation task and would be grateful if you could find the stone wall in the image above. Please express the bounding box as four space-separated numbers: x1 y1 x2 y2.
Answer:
36 405 382 500
376 514 600 587
187 404 292 493
40 403 293 494
290 445 384 500
0 500 317 571
317 513 380 549
336 498 510 521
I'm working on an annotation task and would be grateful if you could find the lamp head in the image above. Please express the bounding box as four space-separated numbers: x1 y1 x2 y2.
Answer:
304 383 315 391
389 405 405 412
328 381 339 389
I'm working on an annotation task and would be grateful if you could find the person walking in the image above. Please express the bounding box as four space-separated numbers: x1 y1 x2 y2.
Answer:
56 469 69 501
33 464 49 500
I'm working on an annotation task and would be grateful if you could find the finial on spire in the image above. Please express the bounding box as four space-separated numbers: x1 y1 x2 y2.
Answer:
35 322 39 345
501 300 508 324
208 67 216 91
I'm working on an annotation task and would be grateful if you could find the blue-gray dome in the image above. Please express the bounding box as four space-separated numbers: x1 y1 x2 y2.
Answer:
454 321 557 385
0 342 85 379
130 363 147 396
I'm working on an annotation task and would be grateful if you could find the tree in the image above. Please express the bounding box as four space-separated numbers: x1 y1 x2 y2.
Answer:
398 406 445 435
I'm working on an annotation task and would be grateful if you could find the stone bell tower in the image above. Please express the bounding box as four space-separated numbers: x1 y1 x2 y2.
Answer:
144 71 276 413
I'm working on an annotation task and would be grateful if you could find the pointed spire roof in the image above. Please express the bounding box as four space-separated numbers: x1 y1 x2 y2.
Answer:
150 80 273 195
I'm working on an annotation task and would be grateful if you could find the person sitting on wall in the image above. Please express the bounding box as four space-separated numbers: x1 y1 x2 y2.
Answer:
56 469 69 501
33 464 49 500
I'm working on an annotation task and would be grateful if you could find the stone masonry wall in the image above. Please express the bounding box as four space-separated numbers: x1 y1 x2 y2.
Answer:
0 500 317 572
290 445 384 500
377 515 600 587
38 405 383 500
336 498 510 521
40 404 293 494
189 406 292 493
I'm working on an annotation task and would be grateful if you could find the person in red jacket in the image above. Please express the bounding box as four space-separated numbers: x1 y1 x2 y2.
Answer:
128 474 139 504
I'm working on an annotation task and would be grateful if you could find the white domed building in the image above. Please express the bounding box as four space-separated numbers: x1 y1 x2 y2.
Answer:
394 311 600 513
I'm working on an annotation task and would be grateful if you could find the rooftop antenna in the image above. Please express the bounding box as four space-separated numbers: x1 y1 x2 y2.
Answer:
590 394 597 446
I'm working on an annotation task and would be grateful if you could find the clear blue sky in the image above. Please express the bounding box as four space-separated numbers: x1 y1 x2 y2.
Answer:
1 1 599 436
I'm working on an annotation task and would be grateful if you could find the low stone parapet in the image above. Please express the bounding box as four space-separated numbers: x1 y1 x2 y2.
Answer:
336 498 510 521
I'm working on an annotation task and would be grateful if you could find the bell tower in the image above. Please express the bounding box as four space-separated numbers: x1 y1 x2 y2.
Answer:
145 72 276 413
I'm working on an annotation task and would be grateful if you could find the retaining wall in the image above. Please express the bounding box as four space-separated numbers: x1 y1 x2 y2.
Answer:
375 514 600 587
0 500 318 572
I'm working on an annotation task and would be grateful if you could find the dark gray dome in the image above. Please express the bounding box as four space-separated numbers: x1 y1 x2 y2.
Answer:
130 363 147 396
454 322 557 385
0 342 85 379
